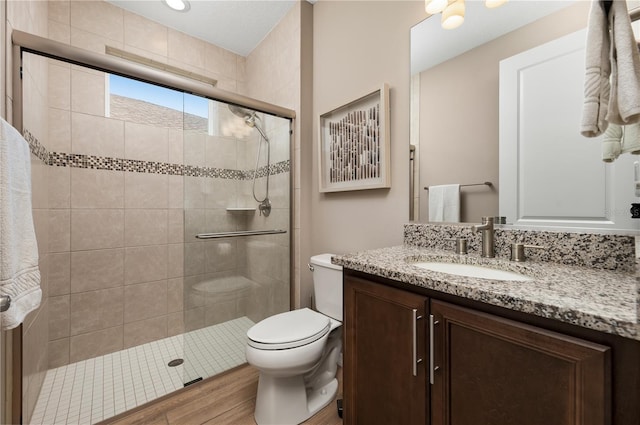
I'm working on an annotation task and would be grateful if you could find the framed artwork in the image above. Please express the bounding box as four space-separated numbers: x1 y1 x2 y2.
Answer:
318 83 390 192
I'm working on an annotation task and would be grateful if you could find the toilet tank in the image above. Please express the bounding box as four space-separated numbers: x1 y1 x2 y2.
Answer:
310 254 343 322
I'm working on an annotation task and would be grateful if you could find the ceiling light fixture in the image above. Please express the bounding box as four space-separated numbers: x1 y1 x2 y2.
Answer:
425 0 508 29
163 0 190 12
441 0 465 30
485 0 508 8
425 0 447 14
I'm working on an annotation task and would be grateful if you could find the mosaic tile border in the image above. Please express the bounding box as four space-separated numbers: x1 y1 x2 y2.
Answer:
25 128 290 180
23 129 48 163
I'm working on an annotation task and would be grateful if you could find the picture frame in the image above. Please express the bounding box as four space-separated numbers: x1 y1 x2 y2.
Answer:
318 83 390 193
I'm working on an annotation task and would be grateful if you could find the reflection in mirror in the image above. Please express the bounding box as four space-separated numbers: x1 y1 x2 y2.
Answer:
411 0 640 232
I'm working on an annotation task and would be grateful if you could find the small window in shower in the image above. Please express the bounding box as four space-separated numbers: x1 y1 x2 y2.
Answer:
106 74 211 133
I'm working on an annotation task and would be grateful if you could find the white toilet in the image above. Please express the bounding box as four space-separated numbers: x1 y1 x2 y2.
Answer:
245 253 343 425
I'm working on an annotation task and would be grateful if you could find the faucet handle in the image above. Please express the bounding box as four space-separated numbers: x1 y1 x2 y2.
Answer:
446 238 468 255
510 243 546 262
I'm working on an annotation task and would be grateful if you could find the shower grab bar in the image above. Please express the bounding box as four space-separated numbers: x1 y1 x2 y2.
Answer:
195 229 287 239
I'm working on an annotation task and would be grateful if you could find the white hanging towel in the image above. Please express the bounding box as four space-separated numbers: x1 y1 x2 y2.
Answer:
581 0 640 137
581 0 611 137
0 118 41 330
428 184 460 222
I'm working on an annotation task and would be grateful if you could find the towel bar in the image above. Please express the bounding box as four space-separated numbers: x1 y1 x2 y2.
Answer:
424 181 492 190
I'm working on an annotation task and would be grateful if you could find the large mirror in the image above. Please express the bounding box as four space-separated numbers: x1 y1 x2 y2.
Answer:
411 0 640 232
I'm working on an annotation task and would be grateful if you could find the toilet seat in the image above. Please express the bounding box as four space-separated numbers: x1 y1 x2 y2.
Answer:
247 308 331 350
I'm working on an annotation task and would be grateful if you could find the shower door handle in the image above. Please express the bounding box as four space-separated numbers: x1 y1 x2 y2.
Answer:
0 295 11 312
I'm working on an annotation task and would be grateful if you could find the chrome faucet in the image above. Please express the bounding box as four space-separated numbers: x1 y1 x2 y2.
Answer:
471 216 495 258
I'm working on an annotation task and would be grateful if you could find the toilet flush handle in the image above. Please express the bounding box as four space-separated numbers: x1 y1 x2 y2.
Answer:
308 263 314 272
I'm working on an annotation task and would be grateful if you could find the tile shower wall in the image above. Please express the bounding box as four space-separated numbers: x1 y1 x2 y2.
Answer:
45 62 187 367
243 1 301 309
6 1 51 423
43 0 247 369
182 106 291 332
240 115 292 322
43 1 292 371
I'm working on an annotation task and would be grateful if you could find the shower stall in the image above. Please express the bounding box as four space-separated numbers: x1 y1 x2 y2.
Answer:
13 31 293 424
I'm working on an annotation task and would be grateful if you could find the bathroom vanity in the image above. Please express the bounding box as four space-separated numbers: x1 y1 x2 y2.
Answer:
335 224 640 425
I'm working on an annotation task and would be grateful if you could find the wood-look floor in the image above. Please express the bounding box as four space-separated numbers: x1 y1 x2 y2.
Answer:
99 364 343 425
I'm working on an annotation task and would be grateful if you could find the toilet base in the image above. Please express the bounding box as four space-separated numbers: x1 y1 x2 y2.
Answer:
254 374 339 425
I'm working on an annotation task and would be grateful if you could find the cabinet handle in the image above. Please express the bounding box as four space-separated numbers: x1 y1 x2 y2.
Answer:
429 314 439 384
412 309 423 377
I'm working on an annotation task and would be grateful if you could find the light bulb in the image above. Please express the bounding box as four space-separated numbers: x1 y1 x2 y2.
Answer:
426 0 448 14
163 0 190 12
442 0 465 29
485 0 508 8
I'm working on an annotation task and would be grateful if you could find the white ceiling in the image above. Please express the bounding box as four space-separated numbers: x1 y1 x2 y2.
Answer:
108 0 297 57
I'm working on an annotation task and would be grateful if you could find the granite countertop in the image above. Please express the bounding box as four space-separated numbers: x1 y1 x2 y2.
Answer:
333 245 640 341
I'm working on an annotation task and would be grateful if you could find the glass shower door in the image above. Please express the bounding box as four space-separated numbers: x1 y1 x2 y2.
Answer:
20 46 292 422
181 94 291 385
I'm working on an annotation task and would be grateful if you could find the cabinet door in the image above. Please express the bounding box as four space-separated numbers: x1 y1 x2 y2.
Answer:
344 276 428 425
431 300 611 425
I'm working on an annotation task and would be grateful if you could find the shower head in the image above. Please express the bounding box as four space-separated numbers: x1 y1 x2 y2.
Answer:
228 104 269 141
228 104 256 126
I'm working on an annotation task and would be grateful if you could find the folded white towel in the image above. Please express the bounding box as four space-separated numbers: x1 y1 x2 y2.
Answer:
582 0 640 137
428 184 460 222
622 123 640 154
602 123 623 162
581 0 611 137
602 122 640 162
0 118 41 330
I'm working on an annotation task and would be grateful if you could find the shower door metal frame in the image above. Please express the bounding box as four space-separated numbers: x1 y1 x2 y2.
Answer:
11 28 296 423
11 29 295 130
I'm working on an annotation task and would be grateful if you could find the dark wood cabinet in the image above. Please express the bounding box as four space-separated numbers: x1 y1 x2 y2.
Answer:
344 275 428 425
343 271 622 425
430 300 611 425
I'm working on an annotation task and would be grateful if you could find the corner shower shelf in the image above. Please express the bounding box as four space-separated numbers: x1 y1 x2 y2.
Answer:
226 207 256 212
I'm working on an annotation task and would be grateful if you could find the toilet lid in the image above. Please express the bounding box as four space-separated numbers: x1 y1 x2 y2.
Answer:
247 308 330 349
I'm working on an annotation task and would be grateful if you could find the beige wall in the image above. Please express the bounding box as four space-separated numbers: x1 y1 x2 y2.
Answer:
310 1 426 263
418 1 590 222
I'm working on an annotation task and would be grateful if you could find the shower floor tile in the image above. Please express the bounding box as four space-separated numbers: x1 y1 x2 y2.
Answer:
30 316 255 425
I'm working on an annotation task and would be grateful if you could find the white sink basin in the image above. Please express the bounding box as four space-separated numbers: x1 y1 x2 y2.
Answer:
413 262 533 282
